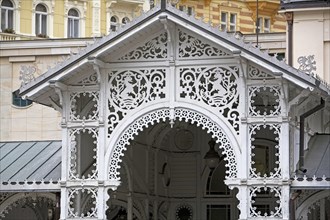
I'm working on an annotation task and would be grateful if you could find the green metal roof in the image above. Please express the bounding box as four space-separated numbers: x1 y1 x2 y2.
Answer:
0 141 61 183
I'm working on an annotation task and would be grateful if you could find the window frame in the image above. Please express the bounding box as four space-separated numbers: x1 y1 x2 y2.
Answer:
12 90 33 108
0 0 14 31
35 3 48 36
67 8 80 38
221 11 237 32
110 16 118 32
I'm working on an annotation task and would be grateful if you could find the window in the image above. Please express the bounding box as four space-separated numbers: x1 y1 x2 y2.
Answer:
178 5 193 16
256 17 271 33
12 90 33 107
1 0 14 31
220 12 227 31
122 17 129 25
229 14 236 32
264 18 270 33
110 16 118 32
68 8 79 38
35 4 47 36
221 12 236 32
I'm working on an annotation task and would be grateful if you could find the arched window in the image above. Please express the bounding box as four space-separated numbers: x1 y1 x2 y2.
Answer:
122 17 129 25
0 0 14 32
68 8 79 38
12 90 33 107
110 16 118 32
35 4 47 36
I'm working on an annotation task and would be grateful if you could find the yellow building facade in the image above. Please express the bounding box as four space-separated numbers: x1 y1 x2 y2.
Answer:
0 0 286 40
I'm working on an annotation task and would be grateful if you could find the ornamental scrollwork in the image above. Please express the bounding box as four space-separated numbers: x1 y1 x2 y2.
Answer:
69 128 98 180
249 186 282 218
249 85 282 117
298 55 316 75
178 29 231 58
179 66 239 134
108 108 238 180
107 69 166 137
68 188 97 218
70 91 99 121
118 32 168 60
249 124 281 178
19 65 37 85
248 65 274 79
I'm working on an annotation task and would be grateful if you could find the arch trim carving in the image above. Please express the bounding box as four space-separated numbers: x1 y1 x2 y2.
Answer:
105 103 240 182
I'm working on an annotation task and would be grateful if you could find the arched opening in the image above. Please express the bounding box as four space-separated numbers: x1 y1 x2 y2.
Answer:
106 119 239 219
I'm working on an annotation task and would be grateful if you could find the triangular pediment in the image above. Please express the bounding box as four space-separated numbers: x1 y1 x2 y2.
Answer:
19 3 330 105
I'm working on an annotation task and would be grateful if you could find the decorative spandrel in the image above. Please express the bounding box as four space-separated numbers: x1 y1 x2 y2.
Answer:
117 32 168 61
178 65 239 134
178 28 231 59
107 69 167 137
248 65 275 79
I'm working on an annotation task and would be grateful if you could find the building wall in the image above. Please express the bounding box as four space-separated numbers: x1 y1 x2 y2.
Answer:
0 39 93 141
292 9 330 82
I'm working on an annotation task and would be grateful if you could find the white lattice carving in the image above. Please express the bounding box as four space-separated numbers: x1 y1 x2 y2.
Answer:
178 28 230 58
249 124 281 178
249 186 282 218
109 109 171 180
107 69 167 136
248 65 274 79
68 188 97 218
69 128 98 180
70 91 99 121
75 73 98 85
118 32 168 60
0 193 56 219
178 66 240 134
108 108 238 180
174 108 237 178
249 85 282 117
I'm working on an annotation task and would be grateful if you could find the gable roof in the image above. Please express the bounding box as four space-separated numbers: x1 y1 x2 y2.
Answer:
19 2 330 104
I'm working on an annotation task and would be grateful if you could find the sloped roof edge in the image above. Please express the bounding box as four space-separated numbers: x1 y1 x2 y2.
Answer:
19 2 330 98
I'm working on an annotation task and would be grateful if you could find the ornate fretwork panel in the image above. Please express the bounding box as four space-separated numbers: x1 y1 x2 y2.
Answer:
178 66 240 134
70 91 99 121
248 65 275 79
108 108 238 181
107 69 167 137
69 128 98 180
117 32 168 61
249 85 282 117
249 186 282 218
249 124 281 178
67 188 97 218
177 28 231 59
